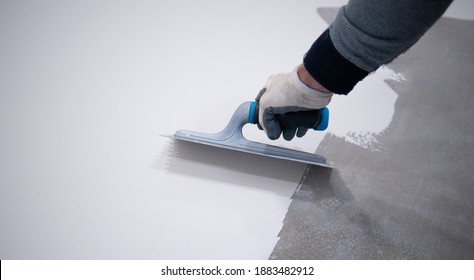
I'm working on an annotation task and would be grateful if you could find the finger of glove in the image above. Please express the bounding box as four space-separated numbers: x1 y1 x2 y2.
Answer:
296 127 308 138
263 107 282 140
282 128 297 141
271 106 321 129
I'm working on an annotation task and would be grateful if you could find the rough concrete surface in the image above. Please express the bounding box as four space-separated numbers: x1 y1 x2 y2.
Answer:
270 13 474 259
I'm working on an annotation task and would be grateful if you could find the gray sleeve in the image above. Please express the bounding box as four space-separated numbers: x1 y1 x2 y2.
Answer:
329 0 453 72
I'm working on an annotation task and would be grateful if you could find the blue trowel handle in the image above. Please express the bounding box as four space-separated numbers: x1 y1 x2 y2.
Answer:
248 101 329 131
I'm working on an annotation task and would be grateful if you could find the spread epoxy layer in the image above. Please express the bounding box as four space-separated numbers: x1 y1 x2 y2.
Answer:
0 0 342 259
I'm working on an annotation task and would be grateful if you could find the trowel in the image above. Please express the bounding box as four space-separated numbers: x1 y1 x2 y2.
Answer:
173 98 333 168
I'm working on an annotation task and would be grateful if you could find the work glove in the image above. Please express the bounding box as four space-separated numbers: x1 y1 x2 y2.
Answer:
256 66 333 140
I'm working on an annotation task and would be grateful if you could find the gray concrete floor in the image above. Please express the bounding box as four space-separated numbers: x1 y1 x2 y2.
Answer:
270 13 474 259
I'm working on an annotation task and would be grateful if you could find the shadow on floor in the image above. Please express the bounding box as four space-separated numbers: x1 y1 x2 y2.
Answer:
153 138 311 195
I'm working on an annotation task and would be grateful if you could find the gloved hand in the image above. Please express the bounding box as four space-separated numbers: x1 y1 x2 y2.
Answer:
256 65 333 140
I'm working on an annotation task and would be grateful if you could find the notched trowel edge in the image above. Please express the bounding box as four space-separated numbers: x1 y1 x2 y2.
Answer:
171 101 334 168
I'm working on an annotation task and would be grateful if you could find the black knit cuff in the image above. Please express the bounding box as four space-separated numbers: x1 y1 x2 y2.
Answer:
303 29 369 95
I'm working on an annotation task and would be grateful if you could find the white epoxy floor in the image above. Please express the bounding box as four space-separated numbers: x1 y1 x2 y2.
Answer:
0 0 347 259
1 0 470 259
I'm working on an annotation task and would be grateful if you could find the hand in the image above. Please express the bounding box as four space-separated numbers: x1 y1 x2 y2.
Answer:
256 65 333 140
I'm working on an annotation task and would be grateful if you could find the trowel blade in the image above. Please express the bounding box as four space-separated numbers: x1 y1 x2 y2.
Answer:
171 101 334 168
172 130 334 168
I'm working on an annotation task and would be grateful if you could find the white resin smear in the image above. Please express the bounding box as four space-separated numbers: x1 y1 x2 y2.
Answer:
328 66 403 151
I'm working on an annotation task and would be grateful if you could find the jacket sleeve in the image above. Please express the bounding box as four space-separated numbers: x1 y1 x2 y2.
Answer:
303 0 453 95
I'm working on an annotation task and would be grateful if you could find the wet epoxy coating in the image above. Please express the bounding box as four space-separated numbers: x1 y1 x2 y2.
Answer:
1 0 473 259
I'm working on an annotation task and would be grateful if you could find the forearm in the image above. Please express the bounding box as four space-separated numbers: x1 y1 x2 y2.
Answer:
304 0 453 95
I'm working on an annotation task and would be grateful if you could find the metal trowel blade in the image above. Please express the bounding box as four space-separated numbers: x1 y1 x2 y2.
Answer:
171 101 334 168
